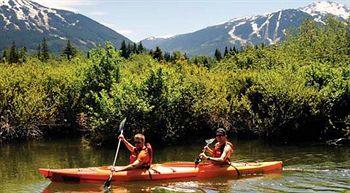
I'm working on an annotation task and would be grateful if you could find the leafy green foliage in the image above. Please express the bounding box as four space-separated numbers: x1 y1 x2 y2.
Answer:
1 18 349 145
0 57 88 142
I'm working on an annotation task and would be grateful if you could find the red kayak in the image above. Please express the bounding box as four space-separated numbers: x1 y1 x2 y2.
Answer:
38 161 282 183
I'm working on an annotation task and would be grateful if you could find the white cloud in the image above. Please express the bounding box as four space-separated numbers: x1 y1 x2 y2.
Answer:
31 0 96 11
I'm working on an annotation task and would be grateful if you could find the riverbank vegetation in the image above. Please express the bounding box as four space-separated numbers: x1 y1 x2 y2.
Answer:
0 18 349 145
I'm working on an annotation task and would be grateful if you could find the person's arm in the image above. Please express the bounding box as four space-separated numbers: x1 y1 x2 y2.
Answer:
114 150 148 172
200 144 232 162
114 160 141 172
119 134 134 152
203 145 214 155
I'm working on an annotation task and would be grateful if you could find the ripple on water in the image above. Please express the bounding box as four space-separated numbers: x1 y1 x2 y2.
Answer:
1 139 350 193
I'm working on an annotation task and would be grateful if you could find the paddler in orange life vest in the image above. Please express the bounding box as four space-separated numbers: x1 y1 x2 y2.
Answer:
199 128 234 165
112 133 153 172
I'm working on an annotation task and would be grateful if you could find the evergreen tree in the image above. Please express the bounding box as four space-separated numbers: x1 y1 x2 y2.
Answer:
2 49 8 63
224 47 229 57
120 40 128 58
132 43 137 54
231 46 238 55
214 48 222 61
193 57 199 65
126 43 132 58
19 47 27 63
41 38 50 62
9 41 18 64
261 43 265 49
203 57 210 69
138 42 145 53
184 53 188 60
164 52 171 62
37 44 42 60
171 51 183 62
63 40 77 60
153 46 163 61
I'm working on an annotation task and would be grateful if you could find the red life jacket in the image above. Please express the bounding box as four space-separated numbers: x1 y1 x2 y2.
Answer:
212 141 234 164
129 143 153 169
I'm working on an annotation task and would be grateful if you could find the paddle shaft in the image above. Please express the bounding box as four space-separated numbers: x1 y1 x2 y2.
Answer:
112 130 124 167
108 130 124 180
104 118 127 190
195 141 213 166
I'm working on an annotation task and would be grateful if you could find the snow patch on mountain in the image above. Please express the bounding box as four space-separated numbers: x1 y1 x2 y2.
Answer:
250 22 259 37
0 0 131 52
49 34 66 40
228 21 248 44
78 39 87 45
300 0 350 19
0 0 73 31
274 11 282 42
0 0 11 6
71 20 79 26
144 35 174 41
146 36 157 41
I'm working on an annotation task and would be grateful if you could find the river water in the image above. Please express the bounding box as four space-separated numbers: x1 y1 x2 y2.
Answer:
0 138 349 193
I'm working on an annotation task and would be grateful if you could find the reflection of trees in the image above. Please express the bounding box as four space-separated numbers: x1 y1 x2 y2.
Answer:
0 139 130 189
1 138 350 192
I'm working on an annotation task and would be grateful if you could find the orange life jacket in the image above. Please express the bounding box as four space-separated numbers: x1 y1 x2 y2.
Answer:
129 143 153 169
212 141 234 164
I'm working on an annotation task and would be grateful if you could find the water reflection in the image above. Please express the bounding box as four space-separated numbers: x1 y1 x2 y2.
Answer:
0 138 349 192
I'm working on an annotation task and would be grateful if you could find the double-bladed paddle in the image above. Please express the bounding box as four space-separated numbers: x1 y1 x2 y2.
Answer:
103 118 127 190
194 138 215 167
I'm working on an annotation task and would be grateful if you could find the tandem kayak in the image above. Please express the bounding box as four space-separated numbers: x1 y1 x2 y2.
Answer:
38 161 282 183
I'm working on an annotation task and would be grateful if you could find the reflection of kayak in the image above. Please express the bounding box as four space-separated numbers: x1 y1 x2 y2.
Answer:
38 161 282 183
42 182 129 193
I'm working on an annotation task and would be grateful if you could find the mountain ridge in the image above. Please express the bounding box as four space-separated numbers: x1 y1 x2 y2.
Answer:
0 0 131 52
141 0 349 56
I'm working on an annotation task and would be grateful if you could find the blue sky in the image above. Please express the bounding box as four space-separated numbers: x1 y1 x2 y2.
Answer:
32 0 350 42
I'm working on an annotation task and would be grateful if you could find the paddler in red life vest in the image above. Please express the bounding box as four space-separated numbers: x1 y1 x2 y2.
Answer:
199 128 234 165
113 133 153 172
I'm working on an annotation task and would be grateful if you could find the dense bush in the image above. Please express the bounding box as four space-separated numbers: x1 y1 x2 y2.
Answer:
1 18 349 145
0 57 89 142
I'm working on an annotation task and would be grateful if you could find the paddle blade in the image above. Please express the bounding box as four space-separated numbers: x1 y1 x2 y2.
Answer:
119 118 126 132
194 157 202 166
103 177 112 190
205 138 215 145
103 175 112 191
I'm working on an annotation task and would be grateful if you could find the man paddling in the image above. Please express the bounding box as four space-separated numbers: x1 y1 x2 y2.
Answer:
111 133 152 172
199 128 234 165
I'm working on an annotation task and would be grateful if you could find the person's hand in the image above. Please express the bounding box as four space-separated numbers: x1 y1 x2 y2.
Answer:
199 153 208 160
203 145 210 152
109 166 116 172
118 134 125 141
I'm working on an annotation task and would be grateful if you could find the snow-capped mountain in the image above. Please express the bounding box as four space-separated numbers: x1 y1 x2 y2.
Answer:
0 0 131 52
301 0 350 19
142 1 350 56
